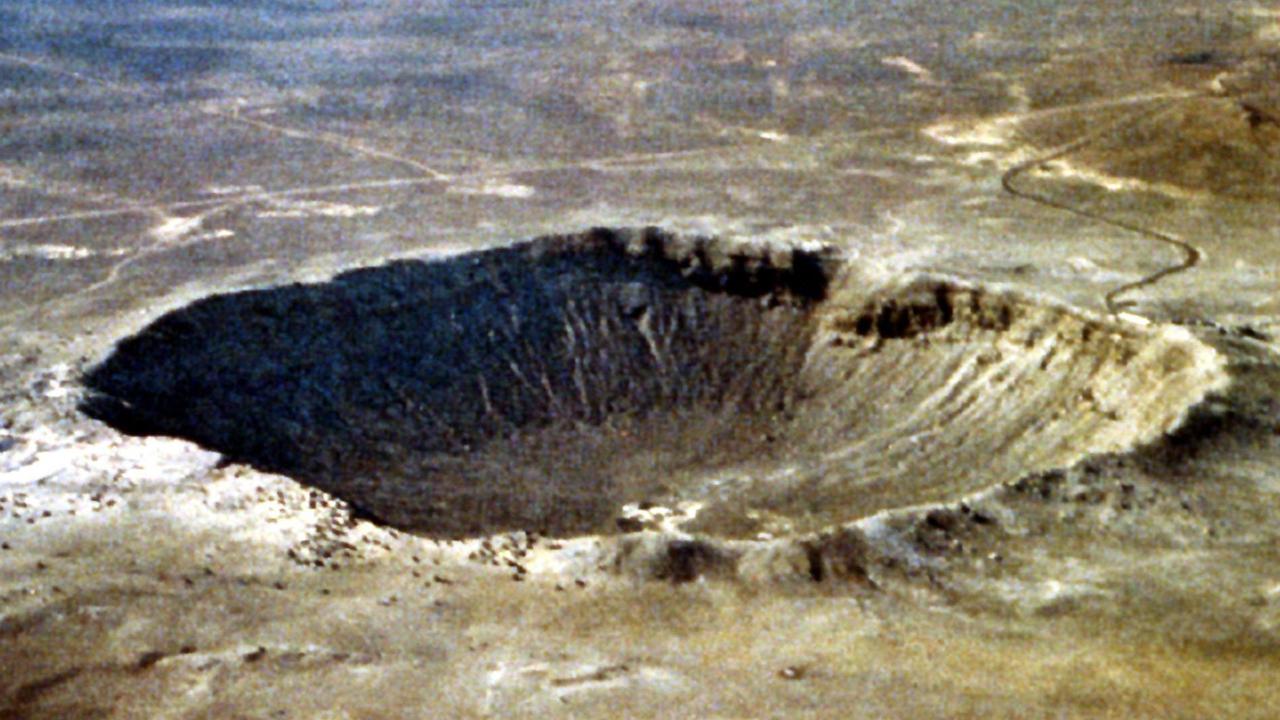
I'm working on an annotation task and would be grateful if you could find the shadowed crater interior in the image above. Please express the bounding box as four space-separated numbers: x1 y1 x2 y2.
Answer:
80 227 1222 539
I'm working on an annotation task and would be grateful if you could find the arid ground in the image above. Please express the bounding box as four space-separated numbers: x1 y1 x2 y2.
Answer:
2 2 1279 718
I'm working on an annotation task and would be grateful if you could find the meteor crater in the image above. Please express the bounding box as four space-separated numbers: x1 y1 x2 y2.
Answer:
80 228 1223 539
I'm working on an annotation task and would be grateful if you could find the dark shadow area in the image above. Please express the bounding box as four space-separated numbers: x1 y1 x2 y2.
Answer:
1137 340 1280 470
25 31 234 82
81 228 835 537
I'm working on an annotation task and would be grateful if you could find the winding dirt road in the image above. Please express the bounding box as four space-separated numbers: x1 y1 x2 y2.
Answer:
999 94 1206 314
